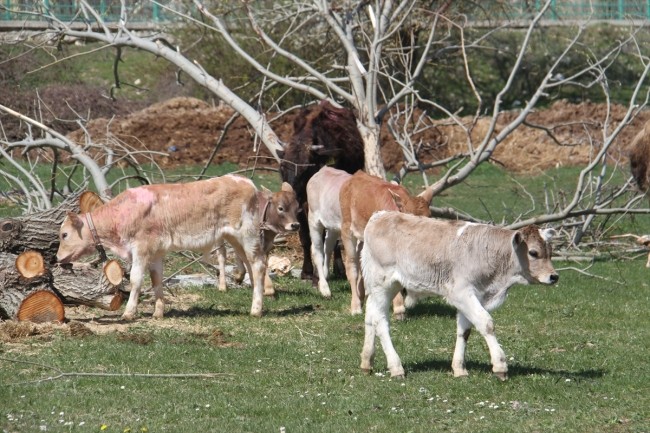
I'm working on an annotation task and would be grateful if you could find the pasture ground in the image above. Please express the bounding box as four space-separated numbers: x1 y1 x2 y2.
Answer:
0 258 649 432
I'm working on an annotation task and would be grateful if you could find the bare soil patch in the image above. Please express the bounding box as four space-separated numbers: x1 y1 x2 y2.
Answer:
63 96 648 174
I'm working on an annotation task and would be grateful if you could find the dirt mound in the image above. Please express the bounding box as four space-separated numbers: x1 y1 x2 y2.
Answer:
64 96 648 174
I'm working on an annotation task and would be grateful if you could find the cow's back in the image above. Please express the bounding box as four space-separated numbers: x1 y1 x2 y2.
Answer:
96 175 257 252
362 212 515 294
340 171 424 238
307 167 351 226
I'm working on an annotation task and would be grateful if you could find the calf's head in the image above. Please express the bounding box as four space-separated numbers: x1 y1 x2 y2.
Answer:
261 182 301 234
56 213 93 264
513 225 559 285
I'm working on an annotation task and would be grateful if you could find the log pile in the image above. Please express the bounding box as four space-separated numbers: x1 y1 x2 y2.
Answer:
0 192 127 323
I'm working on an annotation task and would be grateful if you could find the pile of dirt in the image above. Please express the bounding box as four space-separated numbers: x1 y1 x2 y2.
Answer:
63 96 648 175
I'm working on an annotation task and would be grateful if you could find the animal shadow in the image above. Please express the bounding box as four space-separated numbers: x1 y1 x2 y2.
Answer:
405 358 606 380
405 299 457 319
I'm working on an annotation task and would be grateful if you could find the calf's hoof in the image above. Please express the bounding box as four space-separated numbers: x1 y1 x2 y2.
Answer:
301 271 314 281
121 312 136 321
392 311 406 321
250 309 263 318
390 370 406 380
453 369 469 378
360 368 373 375
494 371 508 381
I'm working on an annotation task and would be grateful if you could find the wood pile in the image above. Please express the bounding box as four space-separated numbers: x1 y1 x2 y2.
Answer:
0 192 127 323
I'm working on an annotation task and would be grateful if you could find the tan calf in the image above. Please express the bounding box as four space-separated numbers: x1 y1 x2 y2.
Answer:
57 175 300 319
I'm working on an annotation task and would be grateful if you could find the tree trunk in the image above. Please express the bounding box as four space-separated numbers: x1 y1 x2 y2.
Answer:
358 122 387 179
50 261 125 311
0 191 82 263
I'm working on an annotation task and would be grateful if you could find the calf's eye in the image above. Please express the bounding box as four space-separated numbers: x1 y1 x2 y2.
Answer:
528 250 539 258
277 206 284 212
62 232 68 240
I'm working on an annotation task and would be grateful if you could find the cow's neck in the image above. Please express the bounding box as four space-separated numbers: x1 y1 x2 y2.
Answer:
84 213 108 261
85 209 131 262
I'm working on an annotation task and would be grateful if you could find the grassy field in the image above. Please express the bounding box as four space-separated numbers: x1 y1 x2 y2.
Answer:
1 163 649 432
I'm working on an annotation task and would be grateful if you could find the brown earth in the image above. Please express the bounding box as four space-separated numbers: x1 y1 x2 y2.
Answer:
61 97 649 175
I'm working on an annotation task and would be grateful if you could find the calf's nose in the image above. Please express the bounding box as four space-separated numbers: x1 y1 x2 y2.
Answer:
290 222 300 231
549 273 559 284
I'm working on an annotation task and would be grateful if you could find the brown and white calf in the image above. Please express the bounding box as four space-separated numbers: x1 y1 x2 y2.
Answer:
360 211 558 380
339 170 435 317
306 166 352 298
56 175 300 319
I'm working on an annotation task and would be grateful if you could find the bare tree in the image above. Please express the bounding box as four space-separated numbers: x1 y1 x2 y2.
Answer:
2 0 650 252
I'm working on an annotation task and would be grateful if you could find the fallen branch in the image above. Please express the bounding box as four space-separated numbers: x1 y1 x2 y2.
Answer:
0 356 233 386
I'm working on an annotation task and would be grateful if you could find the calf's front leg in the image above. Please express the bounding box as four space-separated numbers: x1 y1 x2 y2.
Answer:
450 292 508 380
451 313 472 377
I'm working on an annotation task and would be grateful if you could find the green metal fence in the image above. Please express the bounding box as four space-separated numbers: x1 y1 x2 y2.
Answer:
2 1 650 23
477 0 650 21
1 0 170 23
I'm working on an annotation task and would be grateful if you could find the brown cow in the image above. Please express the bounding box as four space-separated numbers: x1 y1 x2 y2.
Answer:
57 175 300 319
339 170 435 317
278 100 365 282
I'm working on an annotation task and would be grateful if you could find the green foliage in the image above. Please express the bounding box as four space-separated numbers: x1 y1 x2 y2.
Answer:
421 25 650 117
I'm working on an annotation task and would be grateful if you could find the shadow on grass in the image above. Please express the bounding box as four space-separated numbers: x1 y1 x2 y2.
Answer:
162 303 320 318
404 358 606 379
404 301 457 319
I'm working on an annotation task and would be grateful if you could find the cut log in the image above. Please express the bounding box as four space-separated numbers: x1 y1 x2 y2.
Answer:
103 259 124 286
15 250 46 279
0 191 83 262
1 252 126 320
0 282 65 323
16 289 66 323
50 262 125 311
0 251 51 288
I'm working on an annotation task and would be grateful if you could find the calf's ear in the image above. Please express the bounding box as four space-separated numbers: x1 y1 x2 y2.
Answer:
281 182 294 193
67 212 84 231
388 189 405 212
512 231 523 247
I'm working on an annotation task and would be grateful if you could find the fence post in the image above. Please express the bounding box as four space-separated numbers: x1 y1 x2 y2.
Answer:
618 0 624 19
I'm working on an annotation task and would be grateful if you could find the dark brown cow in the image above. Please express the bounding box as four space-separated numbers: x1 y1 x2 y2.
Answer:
278 100 365 281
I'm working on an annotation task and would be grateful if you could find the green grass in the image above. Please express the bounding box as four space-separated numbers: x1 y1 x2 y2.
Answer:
1 260 649 432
